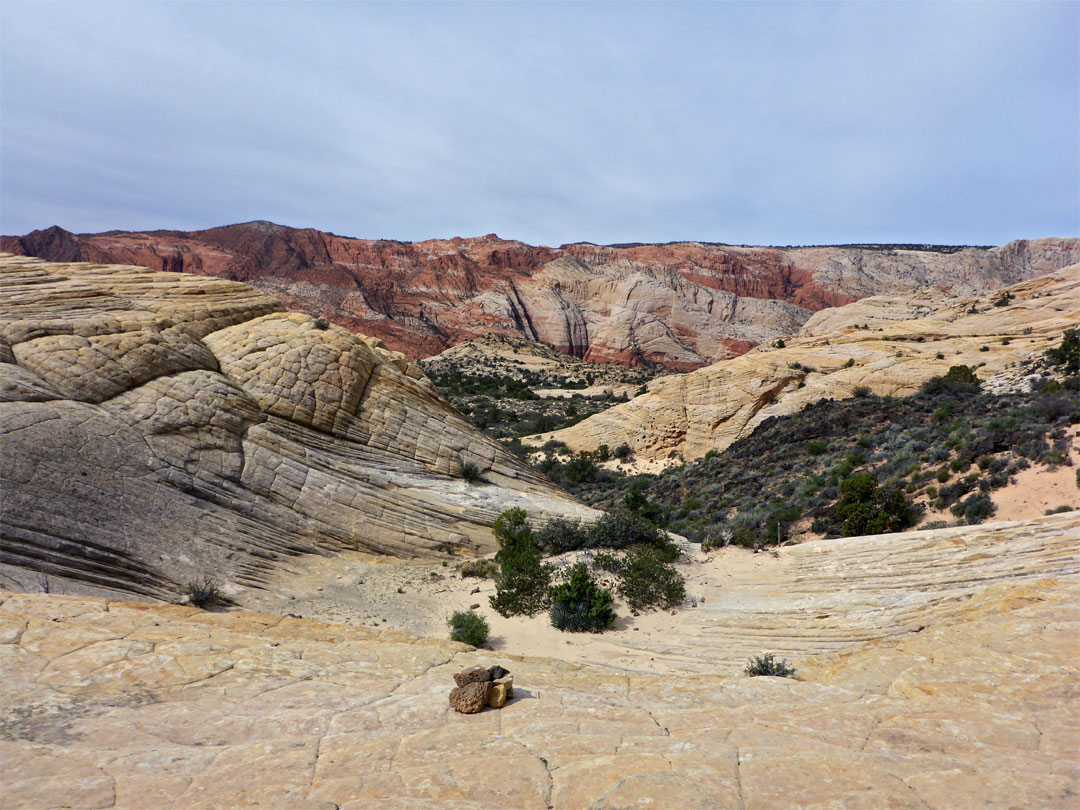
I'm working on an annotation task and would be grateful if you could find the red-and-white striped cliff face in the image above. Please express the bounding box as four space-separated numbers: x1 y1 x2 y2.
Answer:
4 222 1076 369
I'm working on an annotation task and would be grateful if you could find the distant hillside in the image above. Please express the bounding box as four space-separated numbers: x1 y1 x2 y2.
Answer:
4 222 1076 369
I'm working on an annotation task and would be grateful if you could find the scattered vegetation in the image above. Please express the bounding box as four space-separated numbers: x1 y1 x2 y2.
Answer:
571 348 1077 543
313 317 330 330
744 653 798 678
448 610 490 647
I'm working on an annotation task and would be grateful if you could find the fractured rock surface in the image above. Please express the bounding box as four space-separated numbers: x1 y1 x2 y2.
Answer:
0 255 593 602
1 512 1077 808
539 266 1080 461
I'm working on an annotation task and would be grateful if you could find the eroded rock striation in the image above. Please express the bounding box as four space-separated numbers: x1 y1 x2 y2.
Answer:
538 266 1080 462
0 255 593 602
1 512 1077 808
5 223 1077 369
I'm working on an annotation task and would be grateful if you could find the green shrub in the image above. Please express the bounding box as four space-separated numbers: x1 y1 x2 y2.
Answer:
1046 328 1080 375
592 551 624 573
744 653 797 678
313 317 330 330
951 492 996 524
549 563 615 632
489 509 552 617
806 439 829 455
614 443 634 461
834 472 919 536
774 338 786 349
852 386 871 398
589 510 678 558
459 461 482 482
616 545 685 611
842 358 855 368
534 517 591 555
448 610 490 646
921 365 981 396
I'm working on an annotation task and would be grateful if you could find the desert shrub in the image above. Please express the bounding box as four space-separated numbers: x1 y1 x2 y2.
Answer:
459 461 482 482
1045 328 1080 375
921 365 981 396
774 338 786 348
549 563 615 632
921 520 950 530
614 443 634 461
534 517 591 555
589 510 678 558
593 444 611 462
843 357 855 368
313 317 330 330
460 558 498 578
565 454 599 483
448 610 490 646
834 472 919 536
992 290 1014 307
592 551 624 572
616 545 686 612
744 653 797 678
1046 504 1076 515
622 479 666 524
489 509 552 617
184 578 225 610
806 439 829 455
852 386 871 398
951 491 996 524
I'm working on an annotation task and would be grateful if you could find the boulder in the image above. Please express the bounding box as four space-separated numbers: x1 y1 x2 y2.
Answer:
449 681 491 714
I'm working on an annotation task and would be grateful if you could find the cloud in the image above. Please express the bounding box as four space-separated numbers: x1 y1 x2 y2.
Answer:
2 0 1076 245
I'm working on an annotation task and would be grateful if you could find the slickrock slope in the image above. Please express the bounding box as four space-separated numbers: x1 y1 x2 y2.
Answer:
537 265 1080 462
5 223 1077 368
2 512 1077 809
0 255 592 603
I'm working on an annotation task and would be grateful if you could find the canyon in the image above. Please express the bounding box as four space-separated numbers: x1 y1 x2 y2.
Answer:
4 223 1077 369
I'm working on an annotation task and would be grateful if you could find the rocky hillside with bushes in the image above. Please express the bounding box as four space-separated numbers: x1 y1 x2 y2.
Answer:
536 266 1080 461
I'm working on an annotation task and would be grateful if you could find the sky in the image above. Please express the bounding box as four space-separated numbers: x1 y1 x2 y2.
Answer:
1 1 1077 246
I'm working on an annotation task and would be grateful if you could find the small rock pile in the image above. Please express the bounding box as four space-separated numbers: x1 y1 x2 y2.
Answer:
448 665 514 713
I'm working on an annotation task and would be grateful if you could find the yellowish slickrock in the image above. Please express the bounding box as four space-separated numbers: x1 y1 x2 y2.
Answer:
0 255 594 604
1 512 1077 808
535 266 1080 462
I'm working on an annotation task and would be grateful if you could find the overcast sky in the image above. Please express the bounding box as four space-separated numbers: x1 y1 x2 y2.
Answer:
1 1 1077 246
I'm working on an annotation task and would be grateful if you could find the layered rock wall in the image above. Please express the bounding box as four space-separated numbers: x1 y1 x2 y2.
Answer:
6 224 1076 368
